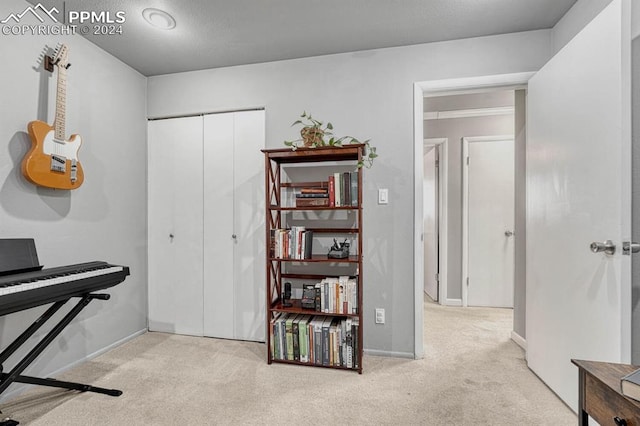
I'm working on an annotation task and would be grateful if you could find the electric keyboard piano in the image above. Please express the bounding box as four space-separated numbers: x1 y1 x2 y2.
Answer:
0 261 129 316
0 239 130 424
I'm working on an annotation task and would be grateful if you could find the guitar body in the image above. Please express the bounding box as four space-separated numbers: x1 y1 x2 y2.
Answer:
22 120 84 190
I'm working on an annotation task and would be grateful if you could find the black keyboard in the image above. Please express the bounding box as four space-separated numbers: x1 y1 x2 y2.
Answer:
0 261 129 316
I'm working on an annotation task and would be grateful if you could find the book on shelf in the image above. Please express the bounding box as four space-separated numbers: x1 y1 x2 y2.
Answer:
342 172 351 206
350 172 358 207
322 317 332 366
296 198 330 207
328 176 335 207
285 316 295 361
292 315 301 361
300 188 328 194
621 368 640 401
334 173 342 207
296 193 329 198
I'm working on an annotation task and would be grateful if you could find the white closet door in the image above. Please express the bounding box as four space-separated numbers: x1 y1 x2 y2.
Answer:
232 110 265 342
203 113 235 339
148 116 204 336
203 110 265 342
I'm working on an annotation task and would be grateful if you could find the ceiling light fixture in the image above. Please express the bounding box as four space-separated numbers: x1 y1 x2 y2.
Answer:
142 8 176 30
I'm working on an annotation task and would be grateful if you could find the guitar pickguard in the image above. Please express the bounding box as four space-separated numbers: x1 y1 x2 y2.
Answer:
42 130 81 161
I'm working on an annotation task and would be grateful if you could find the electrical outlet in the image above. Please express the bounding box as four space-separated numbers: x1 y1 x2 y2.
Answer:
375 308 385 324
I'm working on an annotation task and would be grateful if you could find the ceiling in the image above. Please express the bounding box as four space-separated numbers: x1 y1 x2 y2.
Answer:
27 0 576 76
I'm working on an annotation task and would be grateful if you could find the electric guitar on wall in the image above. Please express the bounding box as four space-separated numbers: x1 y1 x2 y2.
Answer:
22 44 84 190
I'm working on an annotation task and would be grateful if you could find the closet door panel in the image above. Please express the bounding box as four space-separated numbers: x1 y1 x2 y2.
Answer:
233 110 265 342
203 113 235 339
148 117 204 336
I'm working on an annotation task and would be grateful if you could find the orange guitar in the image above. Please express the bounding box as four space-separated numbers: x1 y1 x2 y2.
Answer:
22 44 84 190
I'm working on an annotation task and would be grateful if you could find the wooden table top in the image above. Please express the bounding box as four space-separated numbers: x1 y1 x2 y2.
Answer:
572 359 640 405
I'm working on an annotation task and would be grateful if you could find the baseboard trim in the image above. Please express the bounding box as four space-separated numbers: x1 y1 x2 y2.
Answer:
0 328 147 402
364 349 415 359
511 330 527 351
444 298 462 306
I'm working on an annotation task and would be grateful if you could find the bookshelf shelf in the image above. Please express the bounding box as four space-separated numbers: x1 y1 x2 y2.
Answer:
269 206 359 211
268 255 359 263
263 145 364 373
270 300 360 317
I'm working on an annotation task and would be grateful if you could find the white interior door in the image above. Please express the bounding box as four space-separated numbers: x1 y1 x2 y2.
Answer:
464 136 514 308
423 146 439 301
203 110 265 342
526 0 631 410
148 116 204 336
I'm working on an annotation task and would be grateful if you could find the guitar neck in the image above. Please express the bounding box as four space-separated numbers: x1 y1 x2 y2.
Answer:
54 65 67 141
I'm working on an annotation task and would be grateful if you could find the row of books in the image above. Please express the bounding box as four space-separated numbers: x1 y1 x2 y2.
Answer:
330 171 358 208
270 227 313 259
311 276 358 314
293 171 359 208
270 313 360 369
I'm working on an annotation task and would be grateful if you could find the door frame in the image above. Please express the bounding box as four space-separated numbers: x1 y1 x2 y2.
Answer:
461 135 514 308
423 138 447 304
413 72 533 359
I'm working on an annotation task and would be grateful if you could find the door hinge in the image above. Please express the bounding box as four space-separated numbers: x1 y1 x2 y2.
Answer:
435 273 440 282
466 277 469 286
466 156 469 166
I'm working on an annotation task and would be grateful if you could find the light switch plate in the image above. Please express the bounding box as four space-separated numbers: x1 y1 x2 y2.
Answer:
378 188 388 204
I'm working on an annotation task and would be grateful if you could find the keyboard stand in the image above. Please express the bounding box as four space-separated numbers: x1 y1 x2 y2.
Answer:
0 293 122 401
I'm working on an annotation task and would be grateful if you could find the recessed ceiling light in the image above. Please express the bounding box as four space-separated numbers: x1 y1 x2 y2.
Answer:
142 8 176 30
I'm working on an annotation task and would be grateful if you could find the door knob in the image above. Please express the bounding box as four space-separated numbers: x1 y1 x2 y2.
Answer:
504 230 514 237
232 234 237 240
623 241 640 255
590 240 616 255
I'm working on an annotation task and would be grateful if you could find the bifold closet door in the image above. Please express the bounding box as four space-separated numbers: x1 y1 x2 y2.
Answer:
148 116 204 336
203 110 265 342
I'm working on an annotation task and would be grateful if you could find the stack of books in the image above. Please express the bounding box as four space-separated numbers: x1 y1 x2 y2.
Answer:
296 187 329 207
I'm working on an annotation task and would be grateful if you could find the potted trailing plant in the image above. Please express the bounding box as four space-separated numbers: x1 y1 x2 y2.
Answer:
284 111 378 168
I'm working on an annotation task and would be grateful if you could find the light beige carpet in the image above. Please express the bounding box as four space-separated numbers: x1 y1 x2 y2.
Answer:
1 299 576 425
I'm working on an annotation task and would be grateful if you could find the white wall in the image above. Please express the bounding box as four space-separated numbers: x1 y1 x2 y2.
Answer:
149 30 552 356
0 0 147 396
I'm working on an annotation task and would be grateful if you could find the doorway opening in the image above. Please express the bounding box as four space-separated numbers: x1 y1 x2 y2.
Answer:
413 73 532 359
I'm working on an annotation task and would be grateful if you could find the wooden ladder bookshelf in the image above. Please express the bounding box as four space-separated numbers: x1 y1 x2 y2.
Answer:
262 145 364 373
